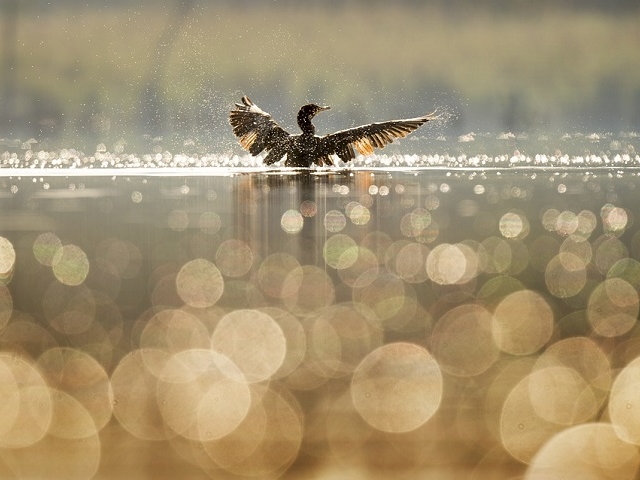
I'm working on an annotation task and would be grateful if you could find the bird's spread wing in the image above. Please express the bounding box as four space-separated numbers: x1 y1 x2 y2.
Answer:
320 113 438 162
229 96 291 163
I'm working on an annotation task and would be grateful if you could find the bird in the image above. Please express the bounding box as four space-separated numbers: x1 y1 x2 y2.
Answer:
229 96 438 167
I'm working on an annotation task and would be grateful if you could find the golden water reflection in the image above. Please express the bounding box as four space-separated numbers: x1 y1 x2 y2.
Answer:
1 170 640 478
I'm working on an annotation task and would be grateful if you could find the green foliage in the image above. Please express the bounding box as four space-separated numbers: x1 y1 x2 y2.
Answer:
1 2 639 144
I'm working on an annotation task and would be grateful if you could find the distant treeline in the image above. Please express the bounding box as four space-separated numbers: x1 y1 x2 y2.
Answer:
14 0 640 13
1 0 639 148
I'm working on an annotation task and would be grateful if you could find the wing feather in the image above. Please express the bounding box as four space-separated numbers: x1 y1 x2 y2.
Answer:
229 96 291 162
320 112 438 162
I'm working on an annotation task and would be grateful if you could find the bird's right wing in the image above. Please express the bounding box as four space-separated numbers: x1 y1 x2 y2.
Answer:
229 96 291 164
320 113 438 162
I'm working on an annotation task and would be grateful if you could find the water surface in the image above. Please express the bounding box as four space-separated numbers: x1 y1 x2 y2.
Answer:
1 146 640 478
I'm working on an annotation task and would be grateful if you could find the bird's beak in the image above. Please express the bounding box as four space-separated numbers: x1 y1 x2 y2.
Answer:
320 105 331 111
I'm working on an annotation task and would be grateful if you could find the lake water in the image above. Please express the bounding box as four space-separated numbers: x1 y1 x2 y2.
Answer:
1 134 640 478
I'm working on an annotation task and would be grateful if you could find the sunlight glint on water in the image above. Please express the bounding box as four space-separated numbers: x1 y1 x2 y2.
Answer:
3 140 640 478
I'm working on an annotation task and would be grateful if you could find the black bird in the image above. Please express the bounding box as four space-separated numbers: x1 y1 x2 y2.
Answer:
229 96 438 167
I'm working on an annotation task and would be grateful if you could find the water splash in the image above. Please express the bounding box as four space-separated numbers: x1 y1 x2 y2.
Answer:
1 130 638 172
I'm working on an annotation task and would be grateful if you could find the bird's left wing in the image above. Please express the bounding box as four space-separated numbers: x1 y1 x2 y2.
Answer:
229 96 291 162
320 113 438 162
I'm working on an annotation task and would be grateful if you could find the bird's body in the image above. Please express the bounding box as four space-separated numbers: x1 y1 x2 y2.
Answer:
287 134 323 167
229 96 437 167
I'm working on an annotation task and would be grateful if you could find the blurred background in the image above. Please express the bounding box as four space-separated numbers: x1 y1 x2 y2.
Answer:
3 3 640 478
1 0 639 151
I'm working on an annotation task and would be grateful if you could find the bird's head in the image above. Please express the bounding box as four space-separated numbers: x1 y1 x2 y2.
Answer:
299 103 331 119
297 103 330 133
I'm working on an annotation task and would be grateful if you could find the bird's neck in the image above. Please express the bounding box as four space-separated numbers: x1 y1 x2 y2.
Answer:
297 111 315 135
